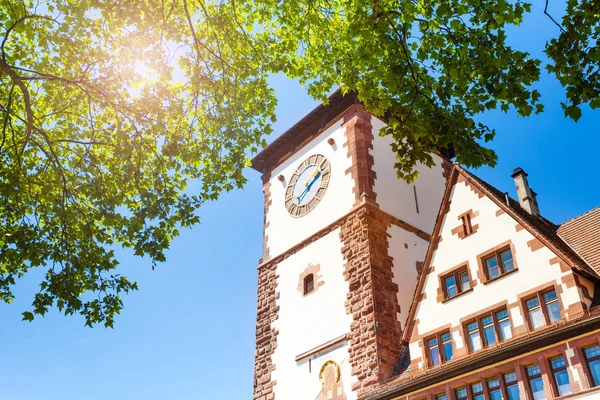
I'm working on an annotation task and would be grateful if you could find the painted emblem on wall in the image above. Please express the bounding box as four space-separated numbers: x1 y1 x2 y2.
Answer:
315 360 346 400
285 154 331 217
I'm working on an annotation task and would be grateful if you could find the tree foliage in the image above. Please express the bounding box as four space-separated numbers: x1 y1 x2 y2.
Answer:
0 0 597 326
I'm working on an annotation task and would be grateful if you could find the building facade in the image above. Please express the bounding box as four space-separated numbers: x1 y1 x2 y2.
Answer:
251 91 600 400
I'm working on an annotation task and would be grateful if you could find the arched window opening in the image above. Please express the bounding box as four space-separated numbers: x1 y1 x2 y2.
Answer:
304 274 315 295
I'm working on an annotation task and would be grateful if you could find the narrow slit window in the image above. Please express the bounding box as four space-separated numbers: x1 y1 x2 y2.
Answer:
303 274 314 295
461 214 473 236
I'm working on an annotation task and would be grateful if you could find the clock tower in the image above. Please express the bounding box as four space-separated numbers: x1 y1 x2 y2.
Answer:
251 90 451 400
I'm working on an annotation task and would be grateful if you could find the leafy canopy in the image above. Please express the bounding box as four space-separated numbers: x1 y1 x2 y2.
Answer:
0 0 597 326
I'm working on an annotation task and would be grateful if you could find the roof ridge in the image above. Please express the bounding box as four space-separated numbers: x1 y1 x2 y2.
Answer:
559 205 600 227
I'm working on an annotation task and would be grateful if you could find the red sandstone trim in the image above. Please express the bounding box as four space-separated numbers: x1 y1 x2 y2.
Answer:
342 104 377 205
341 205 402 393
253 261 279 400
257 199 430 271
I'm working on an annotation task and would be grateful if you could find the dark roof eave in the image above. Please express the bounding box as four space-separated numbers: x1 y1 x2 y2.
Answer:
250 88 357 174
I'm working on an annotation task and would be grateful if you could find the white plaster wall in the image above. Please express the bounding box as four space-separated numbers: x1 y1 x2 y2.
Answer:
265 121 355 258
371 117 447 235
388 224 430 330
272 229 356 400
410 180 583 364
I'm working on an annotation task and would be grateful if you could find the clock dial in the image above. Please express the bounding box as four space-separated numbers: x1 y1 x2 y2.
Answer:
284 154 330 217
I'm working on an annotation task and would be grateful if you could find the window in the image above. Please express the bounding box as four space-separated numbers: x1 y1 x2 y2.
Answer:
487 377 502 400
455 387 468 400
504 371 521 400
526 364 546 400
524 289 562 329
461 213 474 236
435 394 446 400
550 356 571 396
471 381 485 400
303 274 314 295
482 246 515 280
442 266 471 299
426 331 453 367
467 321 482 352
584 345 600 387
464 308 513 352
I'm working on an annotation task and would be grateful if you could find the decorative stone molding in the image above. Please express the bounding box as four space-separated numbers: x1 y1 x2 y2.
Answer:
342 105 377 205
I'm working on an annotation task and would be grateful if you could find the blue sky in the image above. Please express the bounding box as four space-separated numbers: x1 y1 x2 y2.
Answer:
1 4 599 400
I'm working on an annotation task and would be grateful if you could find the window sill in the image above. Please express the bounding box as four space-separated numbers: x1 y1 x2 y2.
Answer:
483 268 519 285
442 287 474 303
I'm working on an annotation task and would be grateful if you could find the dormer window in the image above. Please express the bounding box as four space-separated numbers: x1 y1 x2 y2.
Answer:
303 274 314 295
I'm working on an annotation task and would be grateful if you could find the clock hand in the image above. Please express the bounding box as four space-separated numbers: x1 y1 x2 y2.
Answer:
297 171 321 204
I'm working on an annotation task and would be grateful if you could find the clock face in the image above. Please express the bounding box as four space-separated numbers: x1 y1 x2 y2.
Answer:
285 154 330 217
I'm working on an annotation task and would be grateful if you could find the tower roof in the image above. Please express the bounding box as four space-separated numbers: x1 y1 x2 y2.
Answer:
250 89 358 174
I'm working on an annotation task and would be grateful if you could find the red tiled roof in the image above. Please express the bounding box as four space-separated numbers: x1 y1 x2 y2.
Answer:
558 206 600 275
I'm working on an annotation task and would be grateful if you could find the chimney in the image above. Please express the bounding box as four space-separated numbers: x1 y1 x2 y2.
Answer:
511 168 540 216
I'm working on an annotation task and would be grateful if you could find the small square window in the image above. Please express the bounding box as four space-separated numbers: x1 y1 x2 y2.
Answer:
441 266 471 300
425 331 453 367
481 245 517 282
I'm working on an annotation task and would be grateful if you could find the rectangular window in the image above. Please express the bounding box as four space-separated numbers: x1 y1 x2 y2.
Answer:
441 332 453 363
441 266 471 300
525 289 562 330
550 356 571 396
526 364 546 400
487 377 502 400
435 394 446 400
464 308 512 352
497 309 513 340
455 387 468 400
504 371 521 400
482 246 516 281
427 337 440 367
426 331 453 367
543 290 561 323
584 345 600 387
471 382 484 400
482 315 496 346
467 321 482 352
